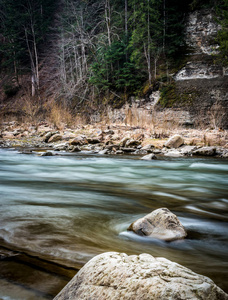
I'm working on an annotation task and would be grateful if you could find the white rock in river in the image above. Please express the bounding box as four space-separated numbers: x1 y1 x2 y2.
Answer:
54 252 228 300
141 153 157 160
128 208 187 241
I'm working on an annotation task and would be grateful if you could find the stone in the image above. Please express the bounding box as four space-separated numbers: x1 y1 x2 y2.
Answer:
69 146 81 152
164 135 184 148
125 139 140 147
54 252 228 300
105 144 119 151
116 150 124 154
128 208 187 241
119 137 129 147
99 149 109 155
164 150 184 157
134 149 147 155
43 131 55 142
103 129 114 135
141 153 157 160
120 147 136 153
141 144 155 152
153 149 162 154
180 145 198 155
193 146 216 156
48 134 62 143
221 151 228 158
40 151 54 156
53 143 69 151
87 137 101 144
71 135 87 146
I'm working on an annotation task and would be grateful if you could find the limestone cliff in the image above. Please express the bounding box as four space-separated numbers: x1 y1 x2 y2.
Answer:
168 9 228 128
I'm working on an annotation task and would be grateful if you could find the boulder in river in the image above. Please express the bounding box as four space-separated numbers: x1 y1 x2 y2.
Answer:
54 252 228 300
40 151 54 156
141 153 157 160
128 208 187 241
164 150 184 157
164 134 184 148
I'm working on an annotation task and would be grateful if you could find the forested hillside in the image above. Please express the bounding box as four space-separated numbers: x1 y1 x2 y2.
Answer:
0 0 227 117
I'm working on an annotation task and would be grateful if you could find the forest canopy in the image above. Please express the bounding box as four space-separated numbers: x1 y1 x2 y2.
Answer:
0 0 227 107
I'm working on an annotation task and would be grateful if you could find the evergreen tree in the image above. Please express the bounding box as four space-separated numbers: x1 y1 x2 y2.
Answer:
128 0 163 85
216 0 228 66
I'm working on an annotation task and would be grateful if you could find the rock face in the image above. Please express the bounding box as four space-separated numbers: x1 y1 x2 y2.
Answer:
175 62 223 81
185 9 221 55
54 252 228 300
164 135 184 148
128 208 187 241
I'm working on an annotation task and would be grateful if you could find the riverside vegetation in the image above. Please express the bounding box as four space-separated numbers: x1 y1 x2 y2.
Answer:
0 0 228 123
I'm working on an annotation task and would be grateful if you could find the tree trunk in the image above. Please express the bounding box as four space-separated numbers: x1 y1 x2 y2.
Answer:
105 0 111 46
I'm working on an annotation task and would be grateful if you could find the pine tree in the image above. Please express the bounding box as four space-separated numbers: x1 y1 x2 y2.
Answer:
216 0 228 66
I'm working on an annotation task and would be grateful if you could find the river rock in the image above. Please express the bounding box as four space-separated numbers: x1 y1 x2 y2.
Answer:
99 149 109 155
128 208 187 241
71 135 87 146
164 150 184 157
103 129 114 135
193 146 216 156
69 145 81 152
125 139 140 147
119 137 129 147
87 137 101 144
40 151 54 156
180 145 198 155
48 134 62 143
141 153 157 160
105 144 119 151
164 135 184 148
43 131 59 143
54 252 228 300
121 147 136 153
116 150 124 154
141 144 154 152
53 143 69 151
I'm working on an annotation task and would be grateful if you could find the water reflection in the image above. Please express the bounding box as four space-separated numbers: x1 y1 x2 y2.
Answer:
0 148 227 299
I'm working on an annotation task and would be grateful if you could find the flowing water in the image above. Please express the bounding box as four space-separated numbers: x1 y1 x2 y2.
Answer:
0 148 227 299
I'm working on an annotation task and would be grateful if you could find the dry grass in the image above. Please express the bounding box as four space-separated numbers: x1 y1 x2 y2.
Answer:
45 100 74 130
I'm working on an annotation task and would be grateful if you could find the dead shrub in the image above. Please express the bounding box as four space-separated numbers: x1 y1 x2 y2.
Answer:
45 100 74 129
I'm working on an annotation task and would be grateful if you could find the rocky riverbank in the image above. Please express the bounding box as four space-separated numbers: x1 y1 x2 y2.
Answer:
1 121 228 158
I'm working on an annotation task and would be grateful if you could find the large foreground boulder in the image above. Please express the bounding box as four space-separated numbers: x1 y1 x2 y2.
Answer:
54 252 228 300
128 208 187 241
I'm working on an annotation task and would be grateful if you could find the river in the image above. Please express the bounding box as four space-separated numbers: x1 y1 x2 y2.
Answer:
0 148 227 299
